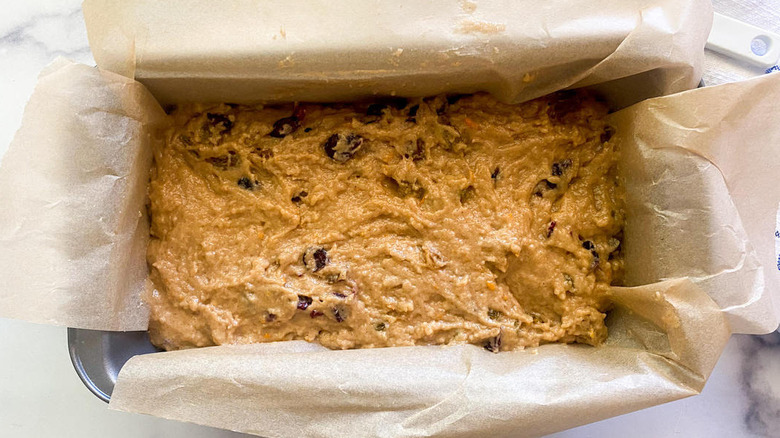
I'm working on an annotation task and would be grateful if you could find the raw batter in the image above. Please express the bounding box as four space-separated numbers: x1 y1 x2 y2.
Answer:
147 91 624 352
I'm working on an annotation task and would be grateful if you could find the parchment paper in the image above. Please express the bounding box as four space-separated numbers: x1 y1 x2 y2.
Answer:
0 0 778 436
106 72 780 438
82 0 712 108
110 279 730 438
0 59 167 330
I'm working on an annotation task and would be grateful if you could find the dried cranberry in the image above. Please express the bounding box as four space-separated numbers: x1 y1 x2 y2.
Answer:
269 116 300 138
323 133 364 162
303 247 329 272
310 310 324 318
297 295 313 310
291 191 308 205
546 221 557 238
332 292 347 299
332 306 347 322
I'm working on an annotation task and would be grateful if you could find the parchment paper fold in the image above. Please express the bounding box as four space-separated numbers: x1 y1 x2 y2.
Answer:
0 59 166 330
106 72 780 438
82 0 711 108
109 279 730 438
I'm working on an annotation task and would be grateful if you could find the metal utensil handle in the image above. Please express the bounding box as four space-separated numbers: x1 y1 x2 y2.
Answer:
706 12 780 70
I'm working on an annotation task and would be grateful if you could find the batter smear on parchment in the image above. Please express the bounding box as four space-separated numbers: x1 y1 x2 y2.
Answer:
146 91 624 352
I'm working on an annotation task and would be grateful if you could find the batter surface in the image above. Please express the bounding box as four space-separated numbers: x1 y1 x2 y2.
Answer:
147 91 624 352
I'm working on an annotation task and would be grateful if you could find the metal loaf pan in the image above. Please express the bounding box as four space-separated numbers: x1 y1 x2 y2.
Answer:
68 328 160 402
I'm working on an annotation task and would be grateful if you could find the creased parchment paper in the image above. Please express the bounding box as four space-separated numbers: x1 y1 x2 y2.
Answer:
105 72 780 438
0 60 166 330
82 0 711 108
0 0 777 436
110 279 729 438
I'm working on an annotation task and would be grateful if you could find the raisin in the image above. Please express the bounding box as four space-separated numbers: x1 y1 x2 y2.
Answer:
375 322 386 331
533 179 557 197
491 167 500 180
601 126 615 143
582 240 595 250
483 332 502 353
265 313 277 322
406 104 419 122
269 116 301 138
304 127 313 133
206 113 233 134
310 310 324 318
546 221 557 238
303 247 329 272
333 292 347 299
551 159 572 176
237 177 255 190
297 295 313 310
332 306 347 322
323 133 364 162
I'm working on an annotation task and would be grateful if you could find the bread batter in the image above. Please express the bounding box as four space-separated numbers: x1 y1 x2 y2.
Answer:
147 91 624 352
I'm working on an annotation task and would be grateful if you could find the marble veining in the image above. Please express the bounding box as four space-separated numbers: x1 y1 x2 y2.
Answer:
0 1 778 437
742 332 780 436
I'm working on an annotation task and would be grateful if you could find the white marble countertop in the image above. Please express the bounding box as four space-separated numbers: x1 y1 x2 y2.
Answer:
1 1 778 437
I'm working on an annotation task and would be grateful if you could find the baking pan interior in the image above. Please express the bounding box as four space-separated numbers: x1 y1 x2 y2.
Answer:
68 328 159 402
